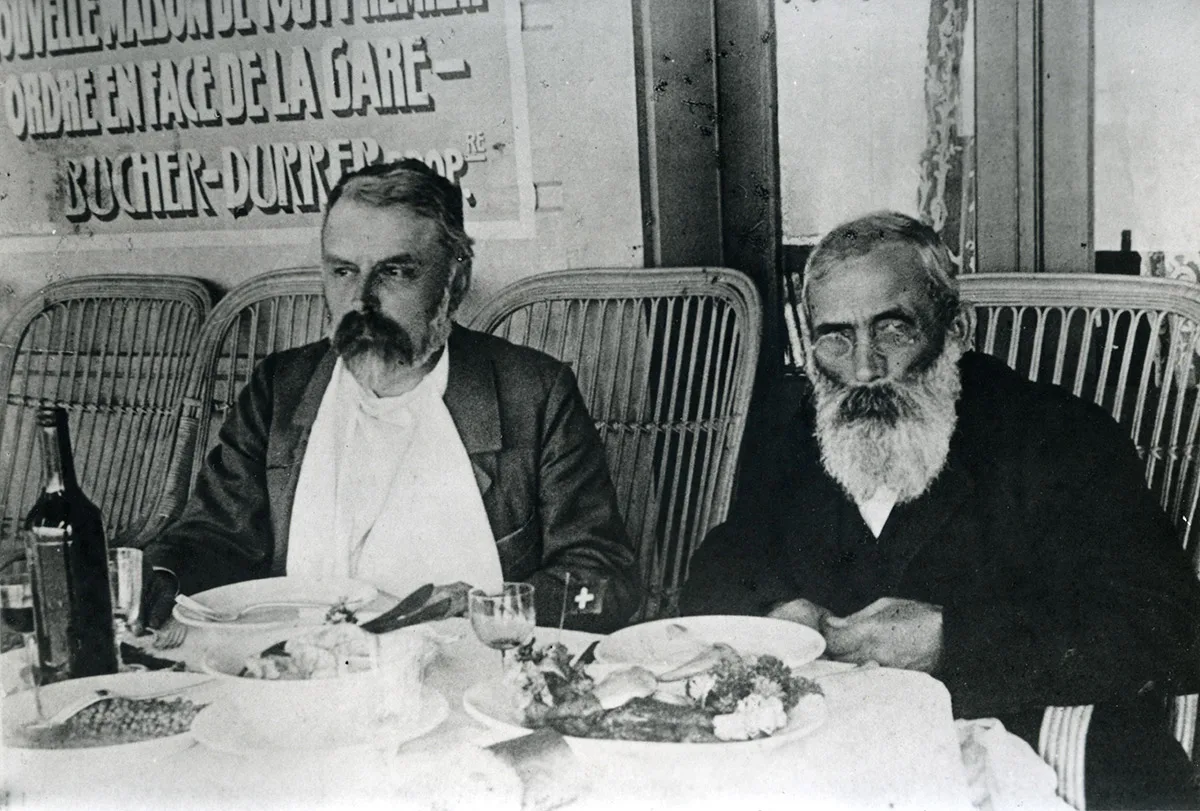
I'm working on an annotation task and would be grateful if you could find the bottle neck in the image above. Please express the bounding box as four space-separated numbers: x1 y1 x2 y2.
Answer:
39 425 65 494
37 415 77 495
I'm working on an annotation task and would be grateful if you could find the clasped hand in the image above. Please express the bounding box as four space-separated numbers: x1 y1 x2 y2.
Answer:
770 596 944 673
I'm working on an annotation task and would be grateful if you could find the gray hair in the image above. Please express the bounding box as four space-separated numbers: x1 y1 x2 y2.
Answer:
802 211 960 332
323 159 474 270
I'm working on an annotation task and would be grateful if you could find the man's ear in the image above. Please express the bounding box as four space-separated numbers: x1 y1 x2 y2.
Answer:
947 302 976 350
449 260 472 312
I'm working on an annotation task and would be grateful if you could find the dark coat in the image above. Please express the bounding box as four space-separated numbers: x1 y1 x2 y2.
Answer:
682 351 1200 806
147 325 640 632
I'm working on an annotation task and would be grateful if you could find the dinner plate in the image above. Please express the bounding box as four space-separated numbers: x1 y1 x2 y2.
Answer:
173 576 379 630
594 615 826 673
3 670 220 763
191 686 448 754
462 679 826 757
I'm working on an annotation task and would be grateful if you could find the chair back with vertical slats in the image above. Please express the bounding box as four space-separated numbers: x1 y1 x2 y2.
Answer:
470 268 762 619
960 272 1200 762
139 269 325 538
0 276 211 564
960 274 1200 560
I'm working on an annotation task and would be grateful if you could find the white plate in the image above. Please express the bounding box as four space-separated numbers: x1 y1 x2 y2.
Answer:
3 670 220 762
192 686 447 754
462 679 826 757
594 616 826 673
173 576 379 630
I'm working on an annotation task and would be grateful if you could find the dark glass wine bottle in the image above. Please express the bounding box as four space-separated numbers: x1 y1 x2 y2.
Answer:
25 406 117 682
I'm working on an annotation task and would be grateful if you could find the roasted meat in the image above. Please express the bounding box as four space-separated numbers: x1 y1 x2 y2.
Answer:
541 696 718 742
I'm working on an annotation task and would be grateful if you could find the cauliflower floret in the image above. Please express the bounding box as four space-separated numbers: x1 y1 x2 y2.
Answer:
712 694 788 741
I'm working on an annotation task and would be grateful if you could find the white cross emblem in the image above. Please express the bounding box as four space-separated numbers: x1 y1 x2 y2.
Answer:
573 587 595 610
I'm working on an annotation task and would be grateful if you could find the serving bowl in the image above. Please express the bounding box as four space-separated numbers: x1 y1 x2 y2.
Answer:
200 624 433 745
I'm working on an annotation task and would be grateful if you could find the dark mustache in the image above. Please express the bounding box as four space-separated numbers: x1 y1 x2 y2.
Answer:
838 384 911 425
332 308 416 365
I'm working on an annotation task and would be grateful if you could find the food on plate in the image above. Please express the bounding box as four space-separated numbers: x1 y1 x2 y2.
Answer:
505 639 822 743
19 696 206 749
657 642 741 681
241 624 375 680
324 597 361 625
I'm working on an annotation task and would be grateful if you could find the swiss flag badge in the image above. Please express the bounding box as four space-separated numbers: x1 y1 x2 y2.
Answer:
558 571 608 618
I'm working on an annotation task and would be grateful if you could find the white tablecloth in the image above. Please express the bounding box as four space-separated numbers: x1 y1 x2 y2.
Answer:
2 619 1065 811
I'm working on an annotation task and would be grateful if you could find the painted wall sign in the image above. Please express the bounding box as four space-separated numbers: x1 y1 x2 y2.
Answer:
0 0 534 244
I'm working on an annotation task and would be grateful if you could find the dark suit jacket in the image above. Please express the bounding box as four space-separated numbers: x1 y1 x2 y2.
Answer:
147 325 640 632
682 352 1200 804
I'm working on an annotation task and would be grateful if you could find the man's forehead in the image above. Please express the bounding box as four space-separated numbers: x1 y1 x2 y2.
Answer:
322 199 445 258
807 243 933 324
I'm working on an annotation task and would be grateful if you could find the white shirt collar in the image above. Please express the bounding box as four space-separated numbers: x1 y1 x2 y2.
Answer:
856 487 898 538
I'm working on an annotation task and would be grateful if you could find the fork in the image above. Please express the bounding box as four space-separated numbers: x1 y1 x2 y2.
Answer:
174 593 342 622
152 618 187 650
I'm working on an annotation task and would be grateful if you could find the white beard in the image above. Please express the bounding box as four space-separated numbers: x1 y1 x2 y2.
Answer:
810 343 963 504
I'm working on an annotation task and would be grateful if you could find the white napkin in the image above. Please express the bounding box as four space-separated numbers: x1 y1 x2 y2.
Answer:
957 718 1073 811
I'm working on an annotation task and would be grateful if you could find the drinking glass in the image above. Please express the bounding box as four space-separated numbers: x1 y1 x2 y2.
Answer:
1 567 44 719
468 583 535 672
108 547 143 669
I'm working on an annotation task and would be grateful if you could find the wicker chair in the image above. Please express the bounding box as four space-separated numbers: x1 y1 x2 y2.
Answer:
136 268 325 539
784 270 1200 807
959 273 1200 808
0 276 211 566
470 268 762 619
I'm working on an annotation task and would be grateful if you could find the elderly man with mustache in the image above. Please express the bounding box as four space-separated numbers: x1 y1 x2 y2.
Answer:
681 212 1200 808
143 159 639 633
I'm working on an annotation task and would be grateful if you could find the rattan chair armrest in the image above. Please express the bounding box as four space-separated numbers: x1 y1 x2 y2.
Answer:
1039 703 1094 810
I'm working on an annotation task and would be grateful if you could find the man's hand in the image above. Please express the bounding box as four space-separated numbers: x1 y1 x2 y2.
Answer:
142 569 179 630
820 597 944 673
767 597 831 630
430 581 473 617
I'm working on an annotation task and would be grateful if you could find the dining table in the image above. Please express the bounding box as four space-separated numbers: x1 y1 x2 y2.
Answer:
1 617 1067 811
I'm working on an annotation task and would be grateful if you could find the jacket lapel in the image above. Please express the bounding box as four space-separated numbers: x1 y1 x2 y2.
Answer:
268 346 337 468
267 345 336 574
779 411 854 583
879 449 976 590
443 327 502 499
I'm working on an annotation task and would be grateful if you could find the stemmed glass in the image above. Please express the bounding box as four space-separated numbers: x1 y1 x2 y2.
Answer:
1 565 45 720
468 583 536 673
108 547 144 670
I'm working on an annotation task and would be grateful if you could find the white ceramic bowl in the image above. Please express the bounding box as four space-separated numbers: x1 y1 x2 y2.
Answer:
201 625 431 744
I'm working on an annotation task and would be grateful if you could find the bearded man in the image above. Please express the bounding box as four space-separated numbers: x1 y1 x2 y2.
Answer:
143 159 639 632
681 212 1200 808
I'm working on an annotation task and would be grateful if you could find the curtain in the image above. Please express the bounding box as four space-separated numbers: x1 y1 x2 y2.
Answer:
918 0 976 274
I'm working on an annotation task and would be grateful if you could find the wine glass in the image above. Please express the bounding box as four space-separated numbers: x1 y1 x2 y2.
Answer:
1 565 45 720
108 547 144 670
468 583 536 673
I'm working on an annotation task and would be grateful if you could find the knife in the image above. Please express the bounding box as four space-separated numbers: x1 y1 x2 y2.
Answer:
256 583 436 657
360 596 452 634
355 583 435 633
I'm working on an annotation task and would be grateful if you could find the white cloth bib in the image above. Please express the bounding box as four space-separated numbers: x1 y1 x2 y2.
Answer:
286 353 502 597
